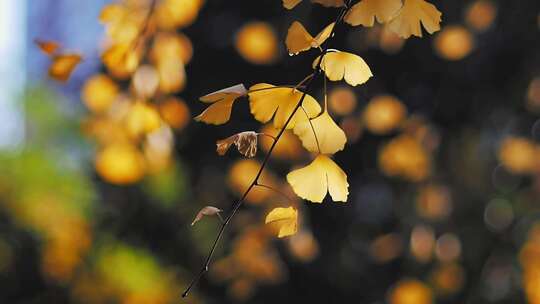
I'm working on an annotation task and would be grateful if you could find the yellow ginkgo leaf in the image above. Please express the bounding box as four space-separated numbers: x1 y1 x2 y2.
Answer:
248 83 321 129
48 54 82 82
293 110 346 154
286 21 335 55
283 0 302 9
265 207 298 238
387 0 442 38
344 0 402 27
314 51 373 86
195 84 247 125
287 155 349 203
35 39 59 55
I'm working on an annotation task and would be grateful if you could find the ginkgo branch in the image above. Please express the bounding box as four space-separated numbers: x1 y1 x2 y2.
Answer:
182 0 353 298
133 0 157 51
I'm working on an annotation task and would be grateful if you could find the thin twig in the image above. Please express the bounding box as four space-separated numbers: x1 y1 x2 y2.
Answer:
254 183 295 203
133 0 157 51
182 1 353 298
295 73 315 90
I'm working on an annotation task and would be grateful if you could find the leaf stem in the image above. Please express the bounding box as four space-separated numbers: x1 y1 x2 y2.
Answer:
254 183 296 203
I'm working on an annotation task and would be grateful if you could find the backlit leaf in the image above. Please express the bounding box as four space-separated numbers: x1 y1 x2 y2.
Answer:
265 207 298 238
283 0 344 9
286 21 335 55
387 0 442 38
287 155 349 203
248 83 321 129
345 0 402 27
48 54 82 82
314 51 373 86
293 110 346 154
195 84 247 125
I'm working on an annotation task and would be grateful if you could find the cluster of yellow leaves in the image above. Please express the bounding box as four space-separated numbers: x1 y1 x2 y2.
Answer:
210 226 287 300
194 0 446 240
80 0 203 185
344 0 442 38
193 0 442 245
196 49 374 237
283 0 442 39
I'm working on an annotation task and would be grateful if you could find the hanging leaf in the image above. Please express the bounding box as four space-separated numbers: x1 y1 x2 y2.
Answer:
216 131 259 158
344 0 402 27
191 206 223 226
286 21 335 55
287 155 349 203
314 51 373 86
48 54 83 82
35 39 82 82
387 0 442 38
293 110 347 154
195 84 247 125
35 39 59 55
265 206 298 238
248 83 321 129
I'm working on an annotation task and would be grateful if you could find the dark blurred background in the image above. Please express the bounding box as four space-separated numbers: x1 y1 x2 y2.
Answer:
1 0 540 303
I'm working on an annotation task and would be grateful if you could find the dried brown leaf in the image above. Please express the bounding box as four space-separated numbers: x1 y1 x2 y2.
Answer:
216 131 258 158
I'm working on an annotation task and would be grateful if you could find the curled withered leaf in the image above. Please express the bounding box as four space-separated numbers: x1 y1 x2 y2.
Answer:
195 84 247 125
191 206 223 226
216 131 258 158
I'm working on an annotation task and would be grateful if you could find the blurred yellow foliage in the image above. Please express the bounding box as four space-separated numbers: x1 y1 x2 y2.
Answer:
235 22 278 65
95 143 146 185
388 279 433 304
465 0 497 32
434 25 474 61
498 137 540 174
329 86 357 116
82 74 120 113
363 94 406 135
379 135 430 181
